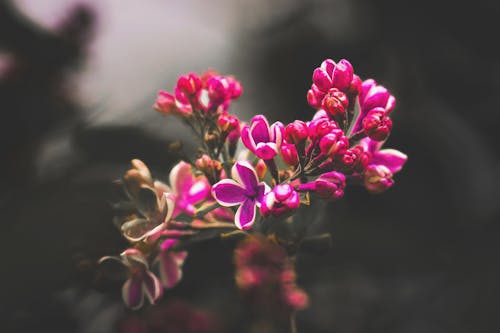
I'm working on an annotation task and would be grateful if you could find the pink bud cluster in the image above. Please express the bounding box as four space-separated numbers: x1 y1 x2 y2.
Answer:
154 70 242 117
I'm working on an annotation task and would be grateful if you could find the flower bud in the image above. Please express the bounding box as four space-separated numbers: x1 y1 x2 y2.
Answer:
255 159 267 180
336 145 371 174
280 143 299 166
261 184 300 218
312 67 332 92
284 120 309 145
308 117 338 141
307 84 326 108
218 112 239 133
362 108 392 141
331 59 353 91
364 165 394 193
321 88 349 119
196 154 222 184
298 171 346 201
177 72 202 95
319 130 349 158
153 91 177 115
347 74 362 96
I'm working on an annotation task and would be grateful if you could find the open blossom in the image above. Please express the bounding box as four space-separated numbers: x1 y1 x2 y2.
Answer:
100 249 163 310
261 184 300 218
241 115 284 160
212 161 270 230
169 161 211 216
120 159 175 243
360 137 407 193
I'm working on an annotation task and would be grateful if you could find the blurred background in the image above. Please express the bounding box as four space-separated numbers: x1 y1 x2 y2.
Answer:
1 0 500 332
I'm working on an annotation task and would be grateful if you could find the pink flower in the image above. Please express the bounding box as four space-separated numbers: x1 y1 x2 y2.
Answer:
359 137 407 193
212 161 270 230
157 239 188 289
261 184 300 218
298 171 346 201
352 79 396 139
169 161 211 217
100 249 163 310
364 165 394 193
241 115 284 160
312 59 354 93
283 120 309 146
280 143 299 166
360 137 407 174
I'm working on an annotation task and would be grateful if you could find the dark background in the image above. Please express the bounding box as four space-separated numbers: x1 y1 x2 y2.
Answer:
1 0 499 332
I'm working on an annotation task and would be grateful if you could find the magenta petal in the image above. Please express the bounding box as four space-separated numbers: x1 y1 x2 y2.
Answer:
255 142 278 160
250 115 271 144
142 271 163 304
320 59 336 77
212 179 247 206
363 86 389 111
241 125 256 153
331 59 353 91
187 179 211 203
313 68 332 92
360 79 376 102
122 276 144 309
233 161 259 194
271 122 284 147
158 250 185 289
235 199 256 230
170 161 194 196
373 149 408 173
255 183 270 205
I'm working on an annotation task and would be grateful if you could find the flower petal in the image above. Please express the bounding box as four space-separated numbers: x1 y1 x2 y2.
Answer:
255 182 270 206
142 271 163 305
232 161 259 195
255 142 278 160
373 149 408 173
121 218 160 243
169 161 194 196
122 277 144 310
158 241 187 289
234 199 257 230
241 125 257 153
250 115 271 144
270 121 284 148
212 179 247 206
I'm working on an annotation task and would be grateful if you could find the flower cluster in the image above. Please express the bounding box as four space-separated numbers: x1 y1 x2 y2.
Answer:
99 60 407 317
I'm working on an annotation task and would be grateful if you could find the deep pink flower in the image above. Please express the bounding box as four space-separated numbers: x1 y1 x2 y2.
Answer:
284 120 309 145
157 239 188 289
212 161 270 230
100 249 163 310
169 161 211 217
364 165 394 193
280 143 299 166
319 129 349 159
361 107 393 141
308 115 339 141
261 184 300 218
241 115 284 160
360 137 407 174
352 79 396 138
298 171 346 201
153 91 192 116
177 72 202 96
312 58 354 93
321 88 349 120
